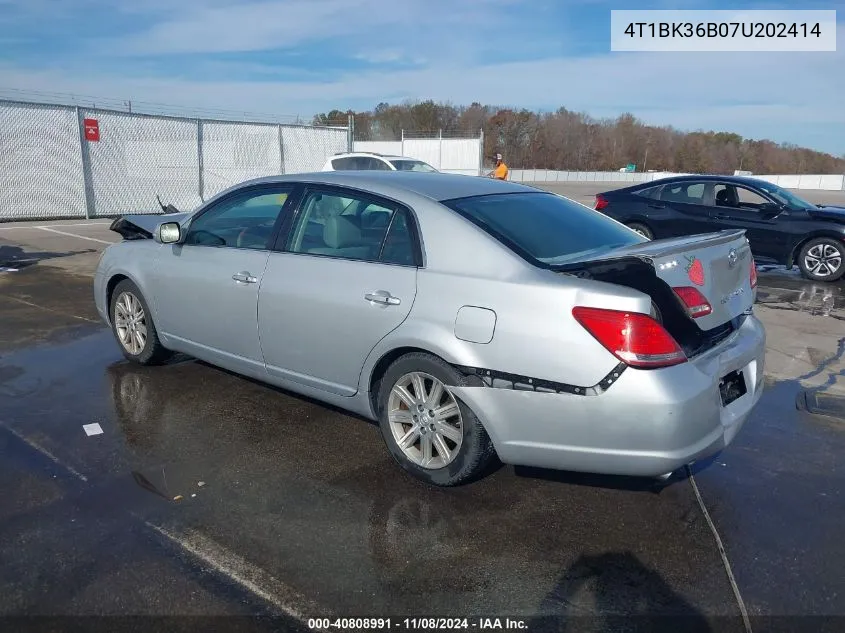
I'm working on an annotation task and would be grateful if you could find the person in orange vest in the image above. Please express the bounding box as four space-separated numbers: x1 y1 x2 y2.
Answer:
486 153 509 180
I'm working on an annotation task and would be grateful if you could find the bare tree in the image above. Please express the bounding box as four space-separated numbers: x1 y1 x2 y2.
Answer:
311 101 845 174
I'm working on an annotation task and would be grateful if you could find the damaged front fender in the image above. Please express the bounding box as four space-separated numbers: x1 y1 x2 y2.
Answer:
109 212 191 240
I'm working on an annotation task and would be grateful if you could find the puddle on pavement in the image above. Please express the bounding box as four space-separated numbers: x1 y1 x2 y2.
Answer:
755 271 844 319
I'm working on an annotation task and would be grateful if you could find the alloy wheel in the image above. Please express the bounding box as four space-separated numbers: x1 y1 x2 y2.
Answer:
387 372 463 469
114 291 148 355
804 243 842 278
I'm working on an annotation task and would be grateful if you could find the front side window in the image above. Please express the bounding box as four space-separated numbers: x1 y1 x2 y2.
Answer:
287 189 417 264
183 187 293 249
756 181 814 210
714 184 770 210
442 191 645 266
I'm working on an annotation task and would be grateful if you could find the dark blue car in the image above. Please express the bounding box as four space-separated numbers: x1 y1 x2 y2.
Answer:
594 175 845 282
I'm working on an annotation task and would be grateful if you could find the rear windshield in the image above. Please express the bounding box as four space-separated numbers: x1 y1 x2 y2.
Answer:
442 192 646 266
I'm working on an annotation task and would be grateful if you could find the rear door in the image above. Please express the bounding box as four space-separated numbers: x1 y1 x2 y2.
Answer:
709 182 788 260
257 185 420 396
655 181 718 238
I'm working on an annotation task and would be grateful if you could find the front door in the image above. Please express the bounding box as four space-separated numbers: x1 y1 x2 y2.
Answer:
151 185 295 376
709 183 788 260
258 186 420 396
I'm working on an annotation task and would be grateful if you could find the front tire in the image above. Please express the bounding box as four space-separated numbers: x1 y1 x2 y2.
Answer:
109 279 172 365
376 352 498 487
797 237 844 282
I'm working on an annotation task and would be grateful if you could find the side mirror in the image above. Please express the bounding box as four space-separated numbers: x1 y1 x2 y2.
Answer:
156 222 182 244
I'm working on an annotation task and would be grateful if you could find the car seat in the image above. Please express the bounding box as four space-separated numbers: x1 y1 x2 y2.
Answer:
308 215 373 259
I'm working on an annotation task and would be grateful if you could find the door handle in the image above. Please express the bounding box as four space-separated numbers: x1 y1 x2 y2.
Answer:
365 291 401 305
232 271 257 284
648 203 665 209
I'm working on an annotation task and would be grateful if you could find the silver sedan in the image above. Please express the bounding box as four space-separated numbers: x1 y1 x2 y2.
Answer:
94 171 766 486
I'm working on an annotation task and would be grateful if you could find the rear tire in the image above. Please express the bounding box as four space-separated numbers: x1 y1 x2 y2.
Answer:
376 352 498 487
109 279 173 365
627 222 653 239
797 237 844 282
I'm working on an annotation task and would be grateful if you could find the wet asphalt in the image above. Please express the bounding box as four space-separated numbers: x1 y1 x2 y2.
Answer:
1 231 845 632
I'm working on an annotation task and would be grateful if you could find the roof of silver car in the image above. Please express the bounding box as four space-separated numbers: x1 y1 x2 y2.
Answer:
240 171 542 202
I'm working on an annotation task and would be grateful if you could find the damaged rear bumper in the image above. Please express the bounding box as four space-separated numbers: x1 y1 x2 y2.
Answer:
449 314 766 478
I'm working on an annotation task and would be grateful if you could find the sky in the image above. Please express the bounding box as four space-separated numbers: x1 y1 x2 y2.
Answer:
0 0 842 155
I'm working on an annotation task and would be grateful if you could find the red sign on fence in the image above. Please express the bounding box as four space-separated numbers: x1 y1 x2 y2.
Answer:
84 118 100 142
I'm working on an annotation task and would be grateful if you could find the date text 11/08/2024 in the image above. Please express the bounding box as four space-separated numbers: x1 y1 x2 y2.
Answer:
307 618 528 630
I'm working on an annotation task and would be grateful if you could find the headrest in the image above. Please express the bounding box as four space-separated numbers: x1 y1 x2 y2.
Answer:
323 215 361 249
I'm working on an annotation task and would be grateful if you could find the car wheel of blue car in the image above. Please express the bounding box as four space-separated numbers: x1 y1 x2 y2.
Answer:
110 279 173 366
798 237 844 282
626 222 653 240
377 352 499 486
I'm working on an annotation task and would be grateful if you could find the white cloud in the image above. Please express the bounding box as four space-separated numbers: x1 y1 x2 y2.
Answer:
0 3 842 153
102 0 517 56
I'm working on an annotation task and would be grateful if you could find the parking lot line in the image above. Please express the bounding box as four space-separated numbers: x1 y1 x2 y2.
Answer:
36 226 115 245
2 295 101 324
145 521 326 628
688 468 752 633
0 422 88 482
0 222 112 230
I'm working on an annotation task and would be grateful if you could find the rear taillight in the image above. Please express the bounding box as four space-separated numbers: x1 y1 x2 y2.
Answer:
673 286 713 319
750 261 757 289
572 306 687 369
594 194 609 211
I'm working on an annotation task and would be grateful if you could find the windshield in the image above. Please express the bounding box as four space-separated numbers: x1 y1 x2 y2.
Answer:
442 192 647 266
389 159 438 172
756 181 815 210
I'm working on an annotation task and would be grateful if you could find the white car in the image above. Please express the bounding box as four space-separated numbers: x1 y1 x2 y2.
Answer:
322 152 438 173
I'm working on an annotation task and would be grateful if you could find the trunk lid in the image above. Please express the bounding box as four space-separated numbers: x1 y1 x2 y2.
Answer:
597 229 754 331
556 229 755 359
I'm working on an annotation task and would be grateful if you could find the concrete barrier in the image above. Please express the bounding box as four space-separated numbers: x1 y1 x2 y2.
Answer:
509 170 845 191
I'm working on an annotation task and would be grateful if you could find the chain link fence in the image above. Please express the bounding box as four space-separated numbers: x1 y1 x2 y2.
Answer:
0 101 88 220
0 98 350 221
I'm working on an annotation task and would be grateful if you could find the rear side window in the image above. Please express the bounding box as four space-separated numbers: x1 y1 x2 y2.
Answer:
633 186 660 199
660 182 706 204
363 157 392 170
442 192 645 266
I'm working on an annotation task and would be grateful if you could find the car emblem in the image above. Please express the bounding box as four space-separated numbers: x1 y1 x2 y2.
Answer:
727 249 738 269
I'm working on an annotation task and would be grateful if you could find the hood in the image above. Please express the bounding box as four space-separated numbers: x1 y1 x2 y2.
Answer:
807 205 845 222
109 212 191 240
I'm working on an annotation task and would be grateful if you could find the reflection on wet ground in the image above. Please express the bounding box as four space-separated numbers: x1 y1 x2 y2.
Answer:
0 331 742 626
0 263 843 628
755 268 845 320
